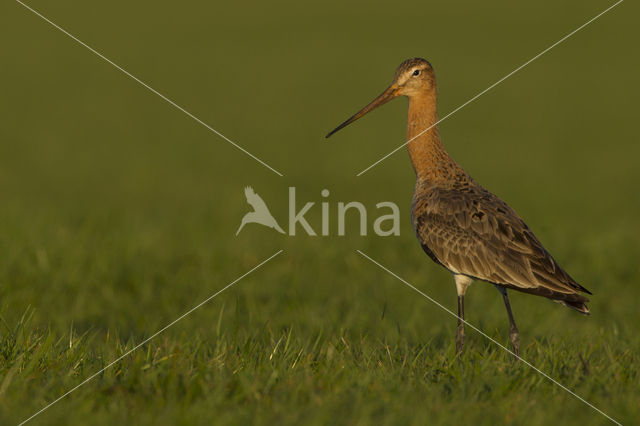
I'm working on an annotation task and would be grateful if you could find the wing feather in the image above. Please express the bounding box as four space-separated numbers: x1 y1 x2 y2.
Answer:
412 185 590 298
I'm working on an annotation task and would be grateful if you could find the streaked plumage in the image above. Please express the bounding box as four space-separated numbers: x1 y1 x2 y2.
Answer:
412 178 591 313
327 57 591 356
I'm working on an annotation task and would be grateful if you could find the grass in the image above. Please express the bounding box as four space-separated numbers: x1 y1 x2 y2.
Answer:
1 305 637 425
1 0 639 424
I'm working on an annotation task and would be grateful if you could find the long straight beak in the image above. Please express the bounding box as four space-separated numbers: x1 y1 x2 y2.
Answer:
325 84 399 138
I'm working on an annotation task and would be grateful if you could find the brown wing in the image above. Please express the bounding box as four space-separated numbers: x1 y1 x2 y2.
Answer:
412 185 591 308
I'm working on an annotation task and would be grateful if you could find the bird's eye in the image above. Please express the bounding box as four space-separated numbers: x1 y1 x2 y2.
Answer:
412 69 421 76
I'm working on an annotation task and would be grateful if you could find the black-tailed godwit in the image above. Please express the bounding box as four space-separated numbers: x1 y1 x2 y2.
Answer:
326 58 591 356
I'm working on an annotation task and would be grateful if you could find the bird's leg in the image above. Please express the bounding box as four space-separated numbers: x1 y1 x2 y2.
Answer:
456 294 465 355
496 286 520 358
453 275 472 355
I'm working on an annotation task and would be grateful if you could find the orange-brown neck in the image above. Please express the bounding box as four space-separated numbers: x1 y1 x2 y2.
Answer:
407 91 460 182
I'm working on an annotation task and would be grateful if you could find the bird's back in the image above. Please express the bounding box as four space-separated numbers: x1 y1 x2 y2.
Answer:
411 173 591 314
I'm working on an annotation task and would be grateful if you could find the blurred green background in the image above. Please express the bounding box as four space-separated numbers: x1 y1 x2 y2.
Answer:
0 0 638 424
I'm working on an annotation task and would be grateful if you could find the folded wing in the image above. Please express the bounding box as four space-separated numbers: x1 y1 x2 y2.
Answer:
412 186 590 309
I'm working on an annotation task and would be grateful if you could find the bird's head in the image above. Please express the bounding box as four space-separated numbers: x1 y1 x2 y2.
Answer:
326 58 435 138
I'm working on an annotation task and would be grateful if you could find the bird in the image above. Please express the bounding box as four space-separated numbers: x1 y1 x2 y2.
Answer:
326 58 591 357
236 186 285 235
